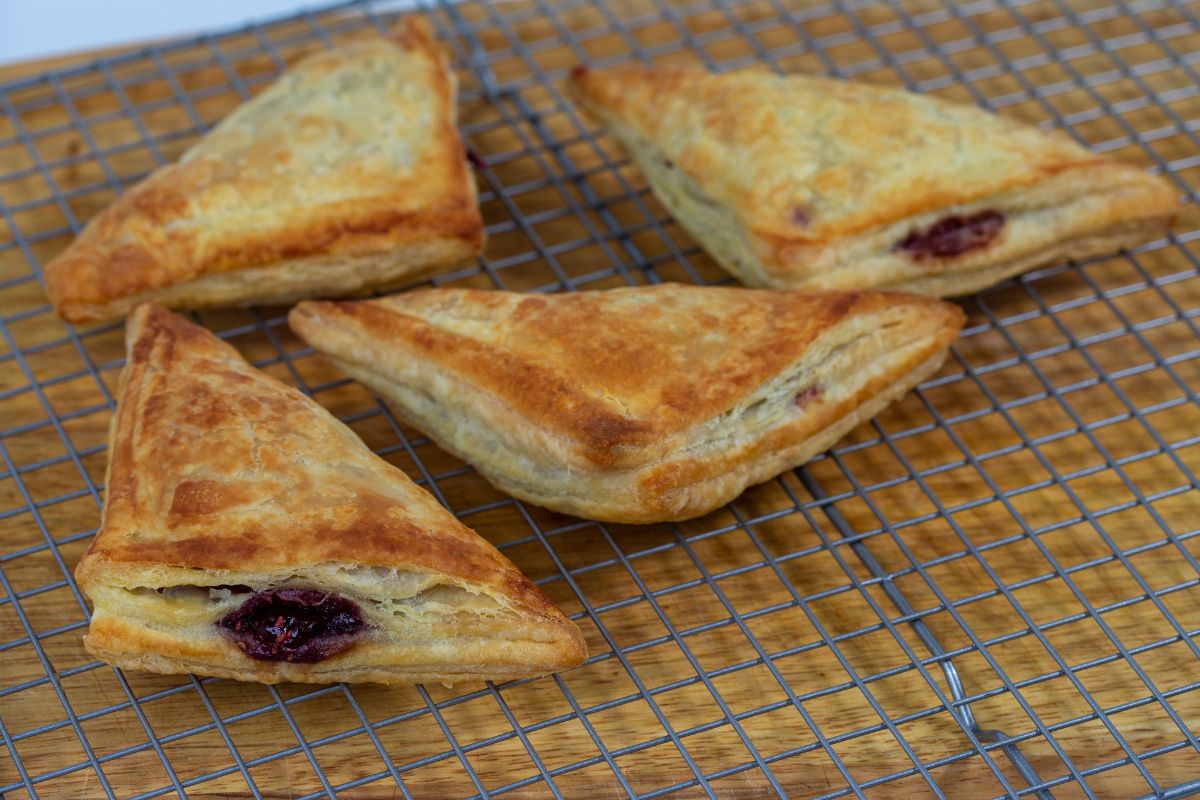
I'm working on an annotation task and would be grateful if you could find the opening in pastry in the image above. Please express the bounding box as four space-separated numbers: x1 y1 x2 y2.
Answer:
894 210 1006 260
218 588 365 663
151 584 252 597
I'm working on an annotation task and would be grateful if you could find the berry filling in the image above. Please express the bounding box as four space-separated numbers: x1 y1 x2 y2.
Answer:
895 210 1005 259
795 383 824 408
218 588 365 663
465 147 487 170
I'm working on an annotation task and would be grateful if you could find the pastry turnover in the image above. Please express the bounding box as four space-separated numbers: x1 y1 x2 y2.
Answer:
74 304 585 685
568 65 1179 297
289 284 965 524
46 18 483 324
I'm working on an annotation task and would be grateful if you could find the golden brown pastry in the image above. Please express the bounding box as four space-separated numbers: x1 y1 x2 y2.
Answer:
74 304 585 685
289 284 965 524
568 65 1179 297
46 18 483 324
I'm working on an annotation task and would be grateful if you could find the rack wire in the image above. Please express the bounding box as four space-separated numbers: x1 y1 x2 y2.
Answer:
1 0 1198 797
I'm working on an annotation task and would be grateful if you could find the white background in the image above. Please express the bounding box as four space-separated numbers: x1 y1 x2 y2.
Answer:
0 1 329 65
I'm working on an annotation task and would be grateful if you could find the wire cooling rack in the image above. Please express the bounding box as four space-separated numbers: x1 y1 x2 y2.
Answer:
1 0 1199 797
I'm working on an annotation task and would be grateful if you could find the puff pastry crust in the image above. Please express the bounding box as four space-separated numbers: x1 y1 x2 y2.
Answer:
74 304 585 685
569 65 1179 297
46 18 484 323
289 285 966 523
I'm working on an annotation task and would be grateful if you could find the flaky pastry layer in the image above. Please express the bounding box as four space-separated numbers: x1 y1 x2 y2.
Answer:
86 610 575 686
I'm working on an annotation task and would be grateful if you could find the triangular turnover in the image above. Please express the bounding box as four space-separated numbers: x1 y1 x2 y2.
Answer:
47 18 483 323
569 65 1178 297
290 284 965 523
75 304 585 685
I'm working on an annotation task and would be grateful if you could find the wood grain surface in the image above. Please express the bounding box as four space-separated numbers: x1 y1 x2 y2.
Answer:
1 1 1199 798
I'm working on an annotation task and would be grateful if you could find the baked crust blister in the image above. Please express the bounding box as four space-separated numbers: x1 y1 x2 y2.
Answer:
74 304 585 685
568 65 1180 297
46 18 484 324
290 284 966 524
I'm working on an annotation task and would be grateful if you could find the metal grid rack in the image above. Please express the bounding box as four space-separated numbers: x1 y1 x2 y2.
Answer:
1 0 1198 797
